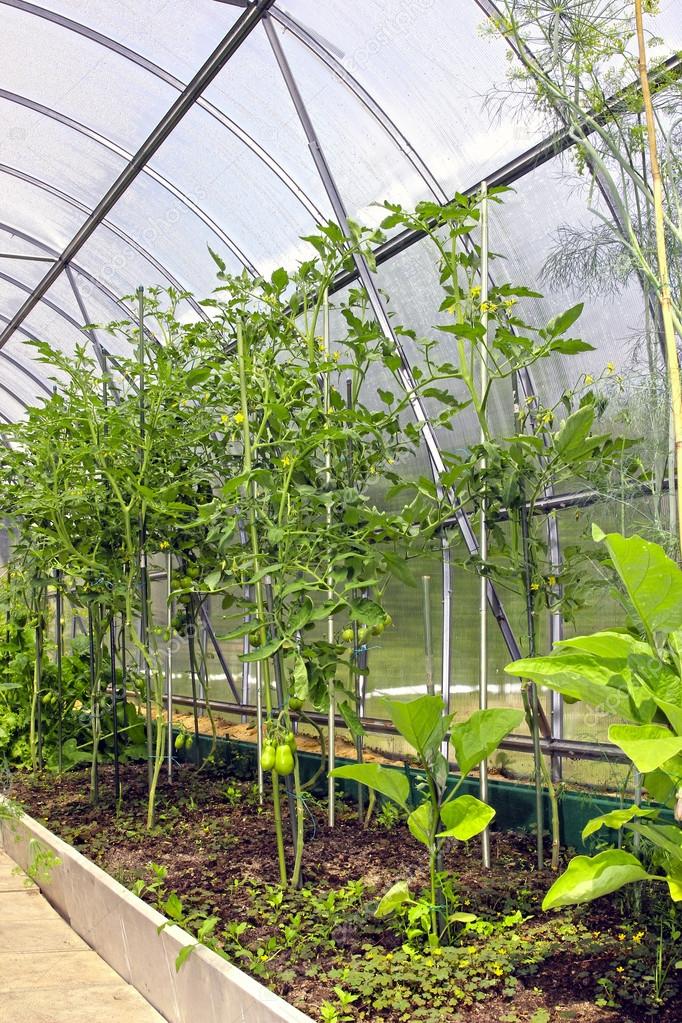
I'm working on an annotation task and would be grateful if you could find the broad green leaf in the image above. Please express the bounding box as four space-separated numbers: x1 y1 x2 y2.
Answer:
382 550 417 588
240 637 284 663
338 700 366 740
375 880 411 919
384 695 451 761
597 530 682 637
450 708 523 777
609 724 682 773
666 866 682 901
582 805 659 841
348 597 386 627
202 570 221 591
628 823 682 865
546 302 584 337
438 795 495 841
505 654 633 720
290 654 308 701
542 850 652 910
330 763 410 809
556 631 650 665
553 405 594 458
407 802 433 846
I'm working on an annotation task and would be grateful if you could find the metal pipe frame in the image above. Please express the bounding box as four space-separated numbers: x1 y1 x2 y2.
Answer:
165 692 630 767
0 1 325 225
265 19 492 748
0 170 209 321
0 89 256 274
0 0 277 349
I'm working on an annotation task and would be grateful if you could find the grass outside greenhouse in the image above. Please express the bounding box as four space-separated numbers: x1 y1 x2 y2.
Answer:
1 2 682 1022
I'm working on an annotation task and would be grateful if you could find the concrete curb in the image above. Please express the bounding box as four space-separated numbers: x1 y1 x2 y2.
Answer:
0 808 313 1023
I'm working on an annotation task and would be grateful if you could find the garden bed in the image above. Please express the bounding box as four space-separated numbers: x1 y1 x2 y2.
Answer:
8 763 681 1023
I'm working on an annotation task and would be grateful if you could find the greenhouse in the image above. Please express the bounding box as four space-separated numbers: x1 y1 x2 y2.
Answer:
0 1 682 1021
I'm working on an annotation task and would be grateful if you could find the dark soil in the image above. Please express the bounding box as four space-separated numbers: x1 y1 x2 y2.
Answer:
8 762 681 1023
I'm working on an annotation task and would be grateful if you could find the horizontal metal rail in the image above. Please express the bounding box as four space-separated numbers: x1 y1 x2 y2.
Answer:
165 692 629 765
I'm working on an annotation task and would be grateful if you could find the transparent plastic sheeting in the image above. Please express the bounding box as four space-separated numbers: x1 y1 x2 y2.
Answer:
0 0 678 410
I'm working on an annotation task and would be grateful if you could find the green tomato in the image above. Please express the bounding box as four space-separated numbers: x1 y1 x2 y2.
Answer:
384 614 393 628
371 622 385 636
275 744 294 777
260 744 276 772
285 731 296 753
341 627 354 644
186 564 200 580
358 627 369 643
185 736 194 750
181 575 194 589
175 733 185 751
289 696 303 712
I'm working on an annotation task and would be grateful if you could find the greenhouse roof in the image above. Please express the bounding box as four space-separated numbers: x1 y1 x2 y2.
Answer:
0 0 680 420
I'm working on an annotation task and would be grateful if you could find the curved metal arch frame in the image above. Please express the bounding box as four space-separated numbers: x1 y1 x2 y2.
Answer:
0 0 276 349
0 222 197 339
0 90 258 274
0 165 209 320
0 0 328 227
0 267 132 359
267 9 447 203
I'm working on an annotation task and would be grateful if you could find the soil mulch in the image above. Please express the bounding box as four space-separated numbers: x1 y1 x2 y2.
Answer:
8 763 679 1023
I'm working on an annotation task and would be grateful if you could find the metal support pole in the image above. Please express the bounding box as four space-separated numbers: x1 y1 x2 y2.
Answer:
109 615 121 801
264 576 298 851
137 286 153 789
55 569 63 775
326 297 336 828
422 576 434 697
256 660 264 803
479 182 491 870
166 552 173 781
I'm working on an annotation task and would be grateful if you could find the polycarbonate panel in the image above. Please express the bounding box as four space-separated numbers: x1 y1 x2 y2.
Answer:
0 251 50 290
374 233 516 450
37 1 239 81
0 98 125 206
148 95 322 278
112 172 247 297
198 24 333 230
278 2 545 203
0 172 88 250
655 0 682 47
274 22 432 226
0 387 27 423
76 229 204 323
0 3 178 151
487 162 648 407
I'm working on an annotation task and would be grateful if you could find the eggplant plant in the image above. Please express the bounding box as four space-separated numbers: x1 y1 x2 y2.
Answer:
332 695 522 945
507 528 682 908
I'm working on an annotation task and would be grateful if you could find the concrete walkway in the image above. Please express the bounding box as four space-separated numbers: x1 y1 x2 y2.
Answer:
0 849 166 1023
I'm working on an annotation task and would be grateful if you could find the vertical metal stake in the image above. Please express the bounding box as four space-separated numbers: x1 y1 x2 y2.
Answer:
166 552 173 780
479 182 491 870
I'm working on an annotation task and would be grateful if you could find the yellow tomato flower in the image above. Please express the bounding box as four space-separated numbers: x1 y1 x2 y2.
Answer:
332 351 341 362
220 414 230 425
633 931 645 944
616 965 625 973
159 540 170 550
281 454 292 468
547 574 557 586
618 933 626 941
233 411 245 425
530 582 540 592
607 361 616 373
584 374 594 385
471 285 481 297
